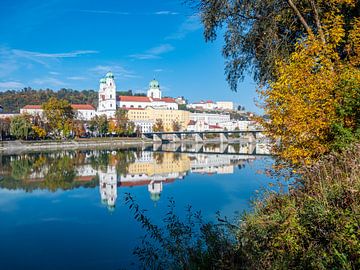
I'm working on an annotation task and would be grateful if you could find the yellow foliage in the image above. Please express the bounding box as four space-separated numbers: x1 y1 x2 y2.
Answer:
259 11 360 164
32 125 46 139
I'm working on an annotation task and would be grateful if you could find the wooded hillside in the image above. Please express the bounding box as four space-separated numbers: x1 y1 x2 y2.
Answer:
0 88 145 113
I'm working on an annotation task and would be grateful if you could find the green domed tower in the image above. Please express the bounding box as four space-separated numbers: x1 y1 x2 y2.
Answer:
147 78 162 99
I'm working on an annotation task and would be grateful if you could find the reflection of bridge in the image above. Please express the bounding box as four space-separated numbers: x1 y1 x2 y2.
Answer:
143 142 271 156
142 130 264 143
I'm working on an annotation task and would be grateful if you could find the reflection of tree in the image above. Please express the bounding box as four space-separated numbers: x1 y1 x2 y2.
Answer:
115 151 136 176
172 153 182 162
154 152 164 164
89 151 109 172
44 155 76 191
0 151 98 192
232 144 240 153
10 158 32 180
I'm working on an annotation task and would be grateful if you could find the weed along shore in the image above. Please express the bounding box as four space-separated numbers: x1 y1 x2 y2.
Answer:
0 137 153 153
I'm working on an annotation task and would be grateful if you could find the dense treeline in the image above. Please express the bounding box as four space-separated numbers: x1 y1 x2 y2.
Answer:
0 88 145 113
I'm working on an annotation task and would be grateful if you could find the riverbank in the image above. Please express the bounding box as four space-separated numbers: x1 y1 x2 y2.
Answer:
130 144 360 269
0 137 153 154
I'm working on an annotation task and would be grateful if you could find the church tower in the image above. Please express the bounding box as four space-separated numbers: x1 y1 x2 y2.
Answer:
147 79 162 99
98 72 117 118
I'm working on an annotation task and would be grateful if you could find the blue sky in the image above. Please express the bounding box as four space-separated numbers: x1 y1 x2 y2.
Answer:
0 0 259 112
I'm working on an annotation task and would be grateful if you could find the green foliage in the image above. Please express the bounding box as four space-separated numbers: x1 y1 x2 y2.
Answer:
192 0 360 91
10 115 33 140
128 144 360 269
330 69 360 150
42 97 74 139
0 87 98 113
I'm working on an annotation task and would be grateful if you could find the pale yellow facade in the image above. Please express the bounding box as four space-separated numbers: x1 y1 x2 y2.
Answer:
127 152 191 176
127 107 190 131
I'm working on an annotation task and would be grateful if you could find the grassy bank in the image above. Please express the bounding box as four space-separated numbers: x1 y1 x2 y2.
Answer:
128 144 360 269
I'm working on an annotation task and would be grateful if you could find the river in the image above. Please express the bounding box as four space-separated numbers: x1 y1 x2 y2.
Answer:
0 143 275 269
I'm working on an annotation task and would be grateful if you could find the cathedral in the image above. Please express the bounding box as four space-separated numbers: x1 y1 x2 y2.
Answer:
97 72 178 118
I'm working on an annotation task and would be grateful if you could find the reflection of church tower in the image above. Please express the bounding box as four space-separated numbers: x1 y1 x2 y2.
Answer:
147 79 161 99
148 180 163 202
99 166 117 212
98 72 117 118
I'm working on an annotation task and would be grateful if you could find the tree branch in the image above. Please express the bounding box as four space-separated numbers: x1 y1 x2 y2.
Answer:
287 0 314 37
310 0 326 44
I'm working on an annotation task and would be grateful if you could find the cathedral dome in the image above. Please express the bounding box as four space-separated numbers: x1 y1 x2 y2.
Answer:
149 79 160 89
105 72 114 79
99 78 106 84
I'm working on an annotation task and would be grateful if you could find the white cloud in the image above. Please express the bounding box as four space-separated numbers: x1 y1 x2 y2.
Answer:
154 68 164 73
130 44 174 60
12 49 98 59
49 71 60 75
155 11 179 15
91 65 138 80
32 77 67 86
67 76 86 81
79 10 130 15
166 14 202 40
0 81 25 89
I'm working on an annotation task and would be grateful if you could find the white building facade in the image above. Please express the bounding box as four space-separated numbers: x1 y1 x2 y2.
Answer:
98 72 117 118
190 112 230 126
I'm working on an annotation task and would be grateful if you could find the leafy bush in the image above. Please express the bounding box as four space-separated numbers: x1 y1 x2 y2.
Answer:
127 144 360 269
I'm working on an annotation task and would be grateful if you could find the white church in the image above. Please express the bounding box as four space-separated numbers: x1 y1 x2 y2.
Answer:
97 72 178 118
21 72 178 120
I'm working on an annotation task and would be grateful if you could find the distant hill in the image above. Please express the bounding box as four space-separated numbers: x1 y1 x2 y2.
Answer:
0 87 146 113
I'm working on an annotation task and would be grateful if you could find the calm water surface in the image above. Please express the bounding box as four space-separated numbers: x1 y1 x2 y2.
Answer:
0 145 274 269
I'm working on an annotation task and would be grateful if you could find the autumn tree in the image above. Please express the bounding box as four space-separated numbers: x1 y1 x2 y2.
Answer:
194 0 360 164
10 115 33 140
191 0 360 91
42 98 74 139
257 5 360 164
97 115 109 136
172 120 182 131
153 119 164 132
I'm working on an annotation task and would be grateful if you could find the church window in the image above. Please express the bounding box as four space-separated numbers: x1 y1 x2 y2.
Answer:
110 95 112 98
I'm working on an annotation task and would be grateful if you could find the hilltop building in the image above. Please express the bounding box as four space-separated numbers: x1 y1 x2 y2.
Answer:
187 100 234 111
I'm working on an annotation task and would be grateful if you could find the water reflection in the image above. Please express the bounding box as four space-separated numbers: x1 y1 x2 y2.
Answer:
0 145 268 212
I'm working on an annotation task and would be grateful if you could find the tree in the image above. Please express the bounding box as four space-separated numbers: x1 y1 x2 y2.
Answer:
153 119 164 132
97 115 109 136
10 115 33 140
42 97 74 139
0 117 11 140
258 14 360 164
114 108 129 135
73 120 86 138
172 120 182 131
192 0 360 91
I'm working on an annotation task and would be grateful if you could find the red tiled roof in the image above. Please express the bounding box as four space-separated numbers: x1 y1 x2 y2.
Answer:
22 104 95 111
22 105 42 109
119 96 151 102
71 104 95 110
209 125 222 129
160 97 176 103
